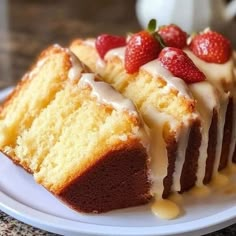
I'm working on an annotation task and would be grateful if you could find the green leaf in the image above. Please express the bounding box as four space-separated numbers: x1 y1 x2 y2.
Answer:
148 19 157 32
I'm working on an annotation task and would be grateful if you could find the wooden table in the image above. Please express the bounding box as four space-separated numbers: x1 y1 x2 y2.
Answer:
0 0 235 235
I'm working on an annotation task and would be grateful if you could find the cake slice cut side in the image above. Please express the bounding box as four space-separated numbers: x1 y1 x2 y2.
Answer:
14 85 84 172
0 45 151 213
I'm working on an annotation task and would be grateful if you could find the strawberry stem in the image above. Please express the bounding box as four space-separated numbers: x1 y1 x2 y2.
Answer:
148 19 157 33
147 19 166 48
154 33 166 48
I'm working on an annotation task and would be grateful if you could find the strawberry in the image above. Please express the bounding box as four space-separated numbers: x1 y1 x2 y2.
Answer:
125 20 162 74
158 47 206 83
158 24 187 49
95 34 126 59
189 30 232 64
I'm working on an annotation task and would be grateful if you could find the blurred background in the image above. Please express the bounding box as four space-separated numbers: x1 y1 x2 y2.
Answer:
0 0 235 88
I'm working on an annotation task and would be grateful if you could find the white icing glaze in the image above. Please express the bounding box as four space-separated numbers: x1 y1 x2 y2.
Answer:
105 47 126 62
78 73 137 115
189 82 218 186
210 173 229 187
142 105 178 197
96 57 106 73
185 50 233 175
185 50 234 93
172 121 190 191
188 185 211 198
67 51 83 81
29 44 82 80
213 93 229 174
151 199 180 220
52 44 84 81
168 192 183 203
141 60 193 98
78 73 150 150
105 46 192 98
51 45 84 81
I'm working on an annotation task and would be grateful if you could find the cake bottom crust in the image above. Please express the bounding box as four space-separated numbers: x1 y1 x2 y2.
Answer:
56 144 151 213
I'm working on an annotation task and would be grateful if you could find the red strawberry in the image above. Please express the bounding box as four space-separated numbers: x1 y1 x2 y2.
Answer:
158 47 206 83
158 24 187 49
95 34 126 59
189 30 232 64
125 30 162 73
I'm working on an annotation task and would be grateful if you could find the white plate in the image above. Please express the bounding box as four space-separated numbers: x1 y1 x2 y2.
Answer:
0 88 236 236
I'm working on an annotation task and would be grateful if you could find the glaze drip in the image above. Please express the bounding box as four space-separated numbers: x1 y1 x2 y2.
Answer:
78 73 137 115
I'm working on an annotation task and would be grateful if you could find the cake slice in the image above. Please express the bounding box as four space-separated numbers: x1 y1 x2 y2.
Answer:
70 27 236 198
0 45 151 213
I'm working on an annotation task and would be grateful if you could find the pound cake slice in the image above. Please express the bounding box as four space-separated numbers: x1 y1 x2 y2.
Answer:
70 26 236 199
0 45 151 213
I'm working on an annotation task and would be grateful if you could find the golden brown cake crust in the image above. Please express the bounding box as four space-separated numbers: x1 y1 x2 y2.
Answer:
56 140 151 213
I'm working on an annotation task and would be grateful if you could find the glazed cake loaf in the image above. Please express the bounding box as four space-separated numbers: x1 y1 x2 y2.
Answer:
70 28 236 198
71 40 202 198
185 50 236 180
0 45 151 213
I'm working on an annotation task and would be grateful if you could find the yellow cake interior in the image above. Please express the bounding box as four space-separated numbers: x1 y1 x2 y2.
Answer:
0 46 143 195
0 48 70 156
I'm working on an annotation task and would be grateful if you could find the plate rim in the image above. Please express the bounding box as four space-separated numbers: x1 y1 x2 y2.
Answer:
1 190 236 236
